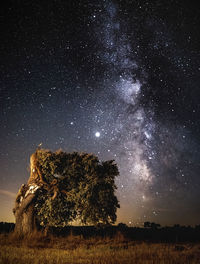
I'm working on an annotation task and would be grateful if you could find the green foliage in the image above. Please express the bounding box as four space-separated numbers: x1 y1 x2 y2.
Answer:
34 149 120 227
35 190 76 227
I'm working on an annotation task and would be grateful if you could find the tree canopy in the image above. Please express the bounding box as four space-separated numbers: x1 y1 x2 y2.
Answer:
33 149 120 227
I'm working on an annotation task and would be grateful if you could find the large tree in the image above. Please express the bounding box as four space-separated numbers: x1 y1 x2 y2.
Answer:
13 148 120 237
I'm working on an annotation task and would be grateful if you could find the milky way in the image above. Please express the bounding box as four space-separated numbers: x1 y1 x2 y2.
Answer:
0 0 200 225
90 1 176 224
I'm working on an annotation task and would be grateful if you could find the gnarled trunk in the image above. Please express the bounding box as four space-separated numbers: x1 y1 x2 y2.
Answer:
13 184 40 237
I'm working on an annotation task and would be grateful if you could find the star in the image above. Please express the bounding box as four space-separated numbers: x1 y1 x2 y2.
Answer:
95 132 100 138
0 0 199 227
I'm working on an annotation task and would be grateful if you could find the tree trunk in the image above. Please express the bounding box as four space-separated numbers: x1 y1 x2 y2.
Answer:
14 202 36 237
13 184 40 237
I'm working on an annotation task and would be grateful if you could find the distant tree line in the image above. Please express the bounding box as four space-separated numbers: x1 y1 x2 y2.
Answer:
1 222 200 242
0 222 15 233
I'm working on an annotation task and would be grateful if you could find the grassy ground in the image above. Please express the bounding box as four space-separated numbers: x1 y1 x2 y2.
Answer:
0 233 200 264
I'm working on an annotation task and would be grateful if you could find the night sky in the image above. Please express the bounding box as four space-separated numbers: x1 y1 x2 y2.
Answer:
0 0 200 226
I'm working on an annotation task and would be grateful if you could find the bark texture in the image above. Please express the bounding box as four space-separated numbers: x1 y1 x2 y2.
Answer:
13 184 40 237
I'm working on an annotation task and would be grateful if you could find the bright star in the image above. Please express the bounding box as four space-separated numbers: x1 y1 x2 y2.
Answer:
95 132 100 138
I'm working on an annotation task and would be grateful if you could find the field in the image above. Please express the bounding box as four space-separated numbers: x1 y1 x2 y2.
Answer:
0 233 200 264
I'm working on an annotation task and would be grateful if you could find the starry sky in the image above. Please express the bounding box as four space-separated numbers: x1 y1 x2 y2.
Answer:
0 0 200 226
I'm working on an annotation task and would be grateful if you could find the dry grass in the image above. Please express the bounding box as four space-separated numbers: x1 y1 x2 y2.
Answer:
0 232 200 264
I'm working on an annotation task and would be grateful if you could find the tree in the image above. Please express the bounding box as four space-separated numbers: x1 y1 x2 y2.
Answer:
13 148 120 237
144 222 161 229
